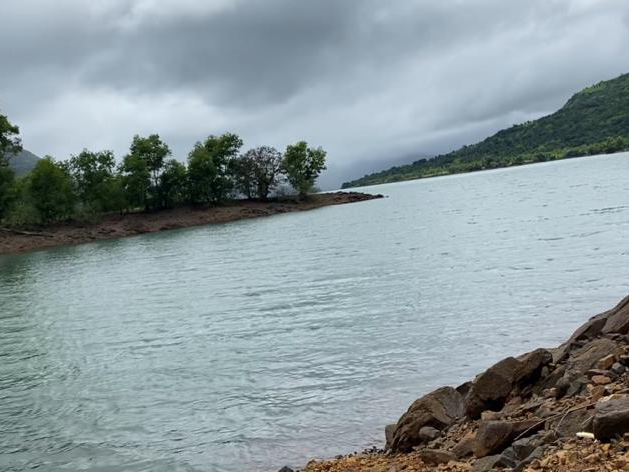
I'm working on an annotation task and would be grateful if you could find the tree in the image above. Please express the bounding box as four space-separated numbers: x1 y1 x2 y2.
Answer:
0 107 22 167
0 166 16 220
230 154 257 199
159 159 187 208
187 133 243 203
68 149 118 210
119 153 151 212
282 141 327 197
235 146 283 200
127 134 171 210
28 157 75 224
187 143 216 205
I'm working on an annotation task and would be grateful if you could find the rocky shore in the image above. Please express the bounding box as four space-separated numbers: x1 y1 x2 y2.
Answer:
289 294 629 472
0 191 382 256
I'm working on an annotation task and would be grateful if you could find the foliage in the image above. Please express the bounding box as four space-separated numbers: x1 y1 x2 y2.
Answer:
119 153 151 211
127 134 171 210
282 141 327 197
0 165 16 220
28 157 75 224
159 159 187 208
232 146 283 199
342 72 629 188
187 133 243 203
0 107 22 167
68 149 122 212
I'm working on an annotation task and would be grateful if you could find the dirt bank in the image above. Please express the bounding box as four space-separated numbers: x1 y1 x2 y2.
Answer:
287 295 629 472
0 191 382 256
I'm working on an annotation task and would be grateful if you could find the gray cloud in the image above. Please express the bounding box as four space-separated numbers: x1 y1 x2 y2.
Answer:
1 0 628 189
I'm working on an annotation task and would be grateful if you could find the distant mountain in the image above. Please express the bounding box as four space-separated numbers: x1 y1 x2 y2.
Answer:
8 150 40 176
342 72 629 188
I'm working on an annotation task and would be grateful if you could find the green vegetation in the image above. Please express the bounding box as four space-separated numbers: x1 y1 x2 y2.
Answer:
0 104 327 228
342 72 629 188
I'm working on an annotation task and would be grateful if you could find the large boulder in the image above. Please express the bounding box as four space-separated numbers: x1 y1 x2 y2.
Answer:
564 338 622 377
593 398 629 441
474 419 543 458
389 386 465 452
465 349 552 419
602 294 629 334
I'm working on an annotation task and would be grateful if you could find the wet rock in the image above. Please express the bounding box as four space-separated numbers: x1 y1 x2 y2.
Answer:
417 448 456 465
390 386 464 452
278 466 294 472
417 426 440 442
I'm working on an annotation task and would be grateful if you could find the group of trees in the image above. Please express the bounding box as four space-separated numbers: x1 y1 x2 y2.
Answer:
0 107 327 227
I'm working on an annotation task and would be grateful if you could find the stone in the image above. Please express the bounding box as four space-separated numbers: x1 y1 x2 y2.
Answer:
593 398 629 441
452 432 476 459
565 338 621 377
565 376 589 397
597 354 617 370
474 421 514 458
384 424 396 450
511 436 540 461
278 467 294 472
513 446 546 472
418 448 456 465
548 408 593 437
592 375 612 385
619 354 629 366
417 426 440 442
602 294 629 334
471 454 506 472
389 386 464 452
465 350 551 419
612 362 626 375
552 309 613 364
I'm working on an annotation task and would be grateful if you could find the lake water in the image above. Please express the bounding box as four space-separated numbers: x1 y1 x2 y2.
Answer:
1 153 629 472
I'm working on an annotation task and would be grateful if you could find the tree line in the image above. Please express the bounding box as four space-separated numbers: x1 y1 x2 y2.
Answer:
0 108 327 227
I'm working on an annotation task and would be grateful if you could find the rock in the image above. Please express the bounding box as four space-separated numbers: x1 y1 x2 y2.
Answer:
592 375 612 385
465 350 551 419
548 408 593 437
384 424 396 450
552 309 614 364
597 354 617 370
472 453 514 472
452 432 476 459
593 398 629 441
389 386 464 452
602 294 629 334
513 446 546 472
278 467 294 472
474 421 514 458
511 436 541 461
612 362 626 375
418 426 440 442
619 354 629 366
456 381 473 397
555 376 570 397
418 448 456 465
565 376 588 397
565 338 621 377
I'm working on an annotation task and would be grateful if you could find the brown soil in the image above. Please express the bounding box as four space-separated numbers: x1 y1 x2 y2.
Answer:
0 191 383 256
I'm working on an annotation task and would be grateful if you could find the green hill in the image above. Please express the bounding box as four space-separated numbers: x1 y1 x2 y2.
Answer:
342 73 629 188
8 150 40 176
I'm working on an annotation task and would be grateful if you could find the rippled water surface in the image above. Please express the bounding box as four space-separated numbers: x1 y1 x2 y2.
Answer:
2 153 629 471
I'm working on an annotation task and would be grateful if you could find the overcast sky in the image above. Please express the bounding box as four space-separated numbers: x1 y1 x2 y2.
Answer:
1 0 629 188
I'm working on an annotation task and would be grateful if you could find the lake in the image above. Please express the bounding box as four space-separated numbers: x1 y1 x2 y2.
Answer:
1 153 629 472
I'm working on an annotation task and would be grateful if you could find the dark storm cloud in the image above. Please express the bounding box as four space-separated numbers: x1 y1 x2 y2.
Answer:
1 0 629 188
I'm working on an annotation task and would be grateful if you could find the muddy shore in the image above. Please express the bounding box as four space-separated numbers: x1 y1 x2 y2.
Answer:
0 191 382 256
290 295 629 472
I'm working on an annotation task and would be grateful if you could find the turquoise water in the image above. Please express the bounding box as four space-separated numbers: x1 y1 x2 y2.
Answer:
1 153 629 471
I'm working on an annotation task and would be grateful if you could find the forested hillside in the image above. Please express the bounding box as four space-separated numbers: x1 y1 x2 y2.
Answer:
342 73 629 188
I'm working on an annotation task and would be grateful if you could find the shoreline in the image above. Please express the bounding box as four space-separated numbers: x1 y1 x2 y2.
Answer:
0 191 383 256
292 294 629 472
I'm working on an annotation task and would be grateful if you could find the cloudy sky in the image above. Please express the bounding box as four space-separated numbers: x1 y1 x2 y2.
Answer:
1 0 629 188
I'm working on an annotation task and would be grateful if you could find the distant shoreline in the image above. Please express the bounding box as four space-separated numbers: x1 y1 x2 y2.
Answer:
0 191 382 256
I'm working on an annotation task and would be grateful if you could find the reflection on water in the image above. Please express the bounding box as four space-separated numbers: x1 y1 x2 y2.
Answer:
1 153 629 471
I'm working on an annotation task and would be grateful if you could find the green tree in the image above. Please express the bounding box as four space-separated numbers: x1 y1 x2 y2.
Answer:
0 166 16 220
119 153 151 212
282 141 327 197
0 107 22 167
29 157 75 224
128 134 171 210
187 133 243 203
187 143 216 205
68 149 119 210
238 146 283 200
159 159 187 208
230 154 257 199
